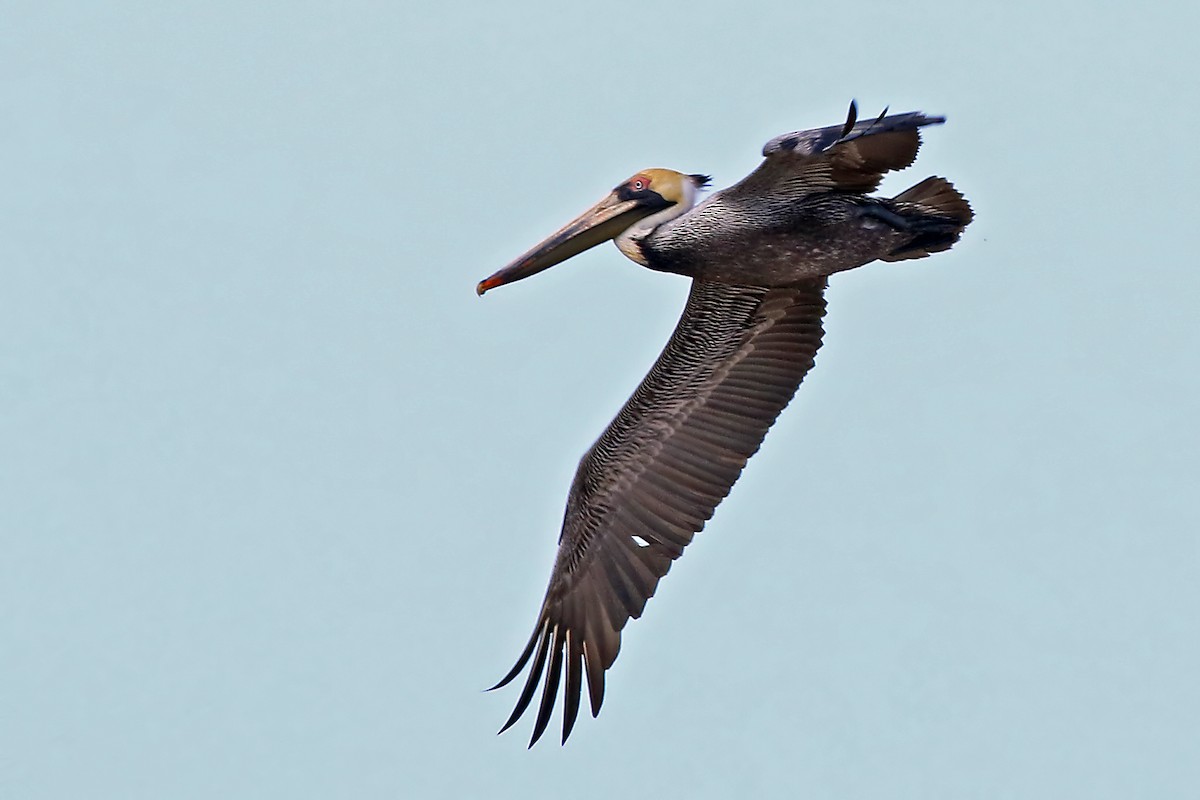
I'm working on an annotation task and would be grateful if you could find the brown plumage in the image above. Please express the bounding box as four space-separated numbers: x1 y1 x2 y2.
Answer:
477 102 973 746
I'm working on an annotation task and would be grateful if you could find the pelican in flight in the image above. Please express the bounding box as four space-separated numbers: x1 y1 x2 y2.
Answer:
477 102 973 747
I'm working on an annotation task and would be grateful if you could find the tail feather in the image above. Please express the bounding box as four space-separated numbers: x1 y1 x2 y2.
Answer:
881 176 973 261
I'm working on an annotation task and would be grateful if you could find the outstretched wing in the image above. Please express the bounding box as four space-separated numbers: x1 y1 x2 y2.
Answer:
720 101 945 204
491 278 827 746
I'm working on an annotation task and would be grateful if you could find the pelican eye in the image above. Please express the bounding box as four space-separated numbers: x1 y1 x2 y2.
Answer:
616 174 666 204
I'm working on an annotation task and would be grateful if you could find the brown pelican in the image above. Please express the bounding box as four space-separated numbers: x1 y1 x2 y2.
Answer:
477 102 973 747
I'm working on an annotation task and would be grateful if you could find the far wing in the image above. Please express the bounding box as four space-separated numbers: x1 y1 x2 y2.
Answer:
491 278 827 746
721 101 945 204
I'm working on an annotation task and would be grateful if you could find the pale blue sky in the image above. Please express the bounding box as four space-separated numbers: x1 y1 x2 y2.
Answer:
3 2 1198 798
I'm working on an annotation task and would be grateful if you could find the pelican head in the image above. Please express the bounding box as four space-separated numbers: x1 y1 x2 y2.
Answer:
477 169 710 295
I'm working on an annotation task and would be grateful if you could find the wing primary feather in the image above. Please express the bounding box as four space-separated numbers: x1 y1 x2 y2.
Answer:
582 637 606 716
871 105 890 131
562 629 584 743
488 625 540 691
528 625 565 747
497 621 552 735
841 99 858 139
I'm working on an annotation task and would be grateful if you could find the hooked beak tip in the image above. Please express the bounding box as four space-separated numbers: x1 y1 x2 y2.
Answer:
476 274 503 296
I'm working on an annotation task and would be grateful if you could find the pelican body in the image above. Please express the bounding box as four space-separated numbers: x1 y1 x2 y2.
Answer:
478 103 973 747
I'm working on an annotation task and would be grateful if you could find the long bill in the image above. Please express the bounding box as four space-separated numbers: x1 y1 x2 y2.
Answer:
476 193 660 296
